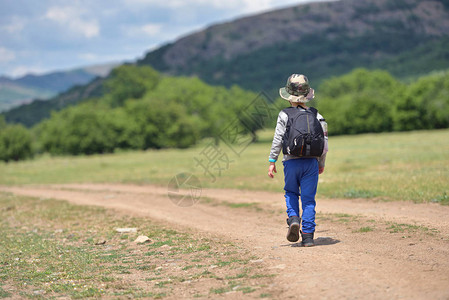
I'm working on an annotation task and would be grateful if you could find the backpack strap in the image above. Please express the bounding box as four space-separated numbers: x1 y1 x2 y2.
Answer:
308 106 318 117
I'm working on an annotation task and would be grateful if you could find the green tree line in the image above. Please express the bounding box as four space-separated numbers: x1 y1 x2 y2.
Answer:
312 68 449 135
30 65 258 156
0 66 448 161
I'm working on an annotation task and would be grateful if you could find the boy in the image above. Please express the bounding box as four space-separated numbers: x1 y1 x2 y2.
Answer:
268 74 328 247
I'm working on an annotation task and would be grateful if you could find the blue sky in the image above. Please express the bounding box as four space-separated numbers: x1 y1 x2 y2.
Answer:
0 0 327 78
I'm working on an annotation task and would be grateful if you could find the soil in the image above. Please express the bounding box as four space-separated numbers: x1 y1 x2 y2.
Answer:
1 183 449 299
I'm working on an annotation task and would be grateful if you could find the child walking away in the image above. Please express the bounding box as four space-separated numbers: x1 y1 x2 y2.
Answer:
268 74 328 247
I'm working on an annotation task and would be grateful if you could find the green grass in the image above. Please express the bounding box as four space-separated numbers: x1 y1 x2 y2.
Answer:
0 193 274 298
221 201 263 211
386 222 437 234
1 129 448 203
431 192 449 205
318 212 440 238
355 226 374 233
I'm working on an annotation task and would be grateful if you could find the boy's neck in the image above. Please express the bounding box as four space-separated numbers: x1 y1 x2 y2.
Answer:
291 102 307 109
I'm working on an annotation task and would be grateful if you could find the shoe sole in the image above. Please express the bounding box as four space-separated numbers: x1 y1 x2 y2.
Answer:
302 241 315 247
286 223 300 242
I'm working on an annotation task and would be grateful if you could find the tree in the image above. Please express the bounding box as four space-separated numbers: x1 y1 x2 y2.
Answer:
0 118 34 162
103 65 160 107
37 103 120 155
314 69 405 135
124 97 201 149
396 71 449 130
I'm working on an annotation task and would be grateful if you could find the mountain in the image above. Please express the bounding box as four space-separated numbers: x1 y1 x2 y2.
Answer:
0 78 54 113
4 0 449 127
138 0 449 92
2 77 105 127
0 62 118 112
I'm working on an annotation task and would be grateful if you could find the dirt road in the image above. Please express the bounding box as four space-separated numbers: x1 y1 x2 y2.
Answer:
1 183 449 299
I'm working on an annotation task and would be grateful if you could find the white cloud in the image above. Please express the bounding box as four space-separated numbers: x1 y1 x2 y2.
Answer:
122 0 309 13
123 0 184 8
9 65 46 78
73 20 99 38
44 6 100 38
142 23 163 36
122 23 163 38
45 6 71 23
0 47 16 63
78 53 98 61
1 17 25 34
78 52 134 64
1 0 334 77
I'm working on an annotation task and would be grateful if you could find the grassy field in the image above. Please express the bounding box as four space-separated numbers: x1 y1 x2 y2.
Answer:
1 129 448 203
0 193 275 298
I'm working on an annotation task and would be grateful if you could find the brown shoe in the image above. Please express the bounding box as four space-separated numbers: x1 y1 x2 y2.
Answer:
301 231 315 247
286 216 301 242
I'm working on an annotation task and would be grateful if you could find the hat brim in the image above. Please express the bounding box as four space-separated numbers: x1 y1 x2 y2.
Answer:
279 87 314 103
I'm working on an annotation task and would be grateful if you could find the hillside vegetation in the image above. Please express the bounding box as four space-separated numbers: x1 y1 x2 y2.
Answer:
312 69 449 135
0 64 448 162
0 81 54 113
30 65 259 156
138 0 449 92
4 0 449 128
0 63 117 113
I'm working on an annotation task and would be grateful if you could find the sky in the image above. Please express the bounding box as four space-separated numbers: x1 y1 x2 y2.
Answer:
0 0 327 78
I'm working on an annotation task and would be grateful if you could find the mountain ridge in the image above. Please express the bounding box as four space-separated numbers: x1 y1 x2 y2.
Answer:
138 0 449 91
0 62 119 112
3 0 449 127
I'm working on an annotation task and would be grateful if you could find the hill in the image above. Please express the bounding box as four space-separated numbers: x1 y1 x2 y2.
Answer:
0 78 54 113
2 77 105 127
0 63 118 113
4 0 449 127
138 0 449 92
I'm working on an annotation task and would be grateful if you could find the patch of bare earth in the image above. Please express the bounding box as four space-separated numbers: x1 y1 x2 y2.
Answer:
1 183 449 299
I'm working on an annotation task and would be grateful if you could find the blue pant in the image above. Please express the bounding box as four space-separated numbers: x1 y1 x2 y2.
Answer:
283 158 319 233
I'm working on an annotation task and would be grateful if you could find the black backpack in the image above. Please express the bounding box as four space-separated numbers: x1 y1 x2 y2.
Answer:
282 106 325 158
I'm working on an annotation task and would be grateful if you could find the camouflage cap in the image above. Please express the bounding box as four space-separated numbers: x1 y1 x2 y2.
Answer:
279 74 315 103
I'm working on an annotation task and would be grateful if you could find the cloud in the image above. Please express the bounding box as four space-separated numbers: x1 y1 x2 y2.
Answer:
9 65 46 78
78 52 135 63
121 23 163 39
44 6 100 38
122 0 309 15
78 53 98 61
1 16 25 34
45 6 71 23
1 0 332 77
0 47 16 63
141 23 163 36
123 0 184 8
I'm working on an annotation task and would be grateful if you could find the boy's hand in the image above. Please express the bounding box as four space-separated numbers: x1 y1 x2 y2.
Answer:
319 167 325 174
268 163 277 178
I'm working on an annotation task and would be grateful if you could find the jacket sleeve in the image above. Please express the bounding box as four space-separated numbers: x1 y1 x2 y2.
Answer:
268 111 288 162
317 112 328 168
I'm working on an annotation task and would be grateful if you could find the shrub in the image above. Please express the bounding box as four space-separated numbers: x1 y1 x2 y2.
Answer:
0 118 34 162
314 69 404 135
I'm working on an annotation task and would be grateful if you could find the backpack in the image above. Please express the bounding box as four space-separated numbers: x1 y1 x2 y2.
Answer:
282 106 325 158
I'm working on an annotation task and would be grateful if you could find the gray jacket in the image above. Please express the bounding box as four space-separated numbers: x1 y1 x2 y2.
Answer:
268 108 328 168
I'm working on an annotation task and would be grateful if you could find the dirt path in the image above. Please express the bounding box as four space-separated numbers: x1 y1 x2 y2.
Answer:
1 183 449 299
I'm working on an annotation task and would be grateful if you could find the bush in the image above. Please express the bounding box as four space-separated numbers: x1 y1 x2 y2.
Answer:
0 118 33 162
37 104 120 155
313 69 405 135
123 98 201 149
398 71 449 130
104 65 160 107
32 67 449 156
